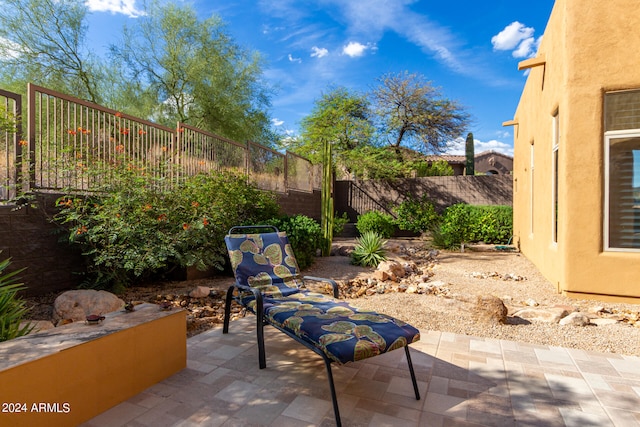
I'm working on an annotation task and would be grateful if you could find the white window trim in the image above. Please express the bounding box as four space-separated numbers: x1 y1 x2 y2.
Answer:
604 129 640 252
552 113 559 246
530 143 534 237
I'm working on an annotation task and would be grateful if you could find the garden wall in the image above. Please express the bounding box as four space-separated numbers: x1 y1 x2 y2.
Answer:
1 191 321 296
0 195 84 296
335 175 513 221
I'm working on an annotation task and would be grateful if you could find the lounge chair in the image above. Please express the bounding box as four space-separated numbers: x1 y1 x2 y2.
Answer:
223 225 421 426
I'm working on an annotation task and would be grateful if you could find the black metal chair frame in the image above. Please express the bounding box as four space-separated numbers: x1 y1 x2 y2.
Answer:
222 225 420 427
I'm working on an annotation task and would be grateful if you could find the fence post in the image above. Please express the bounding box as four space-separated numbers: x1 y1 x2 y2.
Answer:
27 83 36 192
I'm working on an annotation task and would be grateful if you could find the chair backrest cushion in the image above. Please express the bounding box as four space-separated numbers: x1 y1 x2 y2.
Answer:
225 231 302 297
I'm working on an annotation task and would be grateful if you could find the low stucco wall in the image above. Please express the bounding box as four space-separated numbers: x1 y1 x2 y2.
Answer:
0 304 186 427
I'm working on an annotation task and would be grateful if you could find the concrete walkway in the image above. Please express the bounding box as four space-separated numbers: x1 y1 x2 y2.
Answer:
82 316 640 426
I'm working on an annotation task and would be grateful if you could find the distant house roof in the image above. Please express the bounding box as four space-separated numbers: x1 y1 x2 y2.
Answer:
474 150 513 160
425 154 466 164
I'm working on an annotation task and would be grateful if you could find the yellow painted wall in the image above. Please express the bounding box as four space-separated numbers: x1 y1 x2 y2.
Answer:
513 0 640 302
0 309 186 427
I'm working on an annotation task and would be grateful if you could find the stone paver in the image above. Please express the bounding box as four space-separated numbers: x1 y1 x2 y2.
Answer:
81 317 640 427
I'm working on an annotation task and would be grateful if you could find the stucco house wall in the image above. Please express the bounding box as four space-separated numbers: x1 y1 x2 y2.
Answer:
474 151 513 175
512 0 640 303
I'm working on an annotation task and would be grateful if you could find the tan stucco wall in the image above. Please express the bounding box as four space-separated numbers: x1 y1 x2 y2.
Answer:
513 0 640 302
0 305 186 426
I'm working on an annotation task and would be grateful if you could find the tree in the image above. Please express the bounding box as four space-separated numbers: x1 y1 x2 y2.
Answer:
465 132 475 175
371 71 469 154
0 0 105 103
294 86 374 166
110 2 274 144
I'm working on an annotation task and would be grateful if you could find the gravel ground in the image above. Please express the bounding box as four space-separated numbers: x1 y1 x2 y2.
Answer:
327 240 640 357
24 238 640 356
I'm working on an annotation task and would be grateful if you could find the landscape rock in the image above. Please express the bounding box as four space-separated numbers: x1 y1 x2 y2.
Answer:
53 290 125 322
189 286 211 298
376 260 406 281
331 245 354 256
513 307 569 324
559 312 591 326
472 295 508 324
590 318 619 327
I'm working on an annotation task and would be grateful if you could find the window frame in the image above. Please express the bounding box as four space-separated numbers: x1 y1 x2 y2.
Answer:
603 129 640 252
552 112 559 245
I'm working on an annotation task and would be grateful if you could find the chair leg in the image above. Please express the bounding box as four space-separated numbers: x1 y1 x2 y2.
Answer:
223 285 234 334
323 358 342 427
257 318 266 369
405 345 420 400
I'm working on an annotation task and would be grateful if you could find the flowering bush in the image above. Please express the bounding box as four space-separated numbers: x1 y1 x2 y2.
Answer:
54 164 280 290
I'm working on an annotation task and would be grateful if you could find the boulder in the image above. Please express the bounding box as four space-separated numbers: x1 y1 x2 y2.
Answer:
559 312 591 326
189 286 211 298
53 290 125 322
513 307 568 324
472 295 508 324
376 260 405 282
590 318 619 326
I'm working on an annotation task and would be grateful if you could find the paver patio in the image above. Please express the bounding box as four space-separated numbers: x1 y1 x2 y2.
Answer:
81 316 640 426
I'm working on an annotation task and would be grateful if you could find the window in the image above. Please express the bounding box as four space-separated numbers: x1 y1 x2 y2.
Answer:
604 90 640 251
530 142 535 235
552 111 559 244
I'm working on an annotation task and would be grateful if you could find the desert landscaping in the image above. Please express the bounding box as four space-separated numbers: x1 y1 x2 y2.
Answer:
24 238 640 357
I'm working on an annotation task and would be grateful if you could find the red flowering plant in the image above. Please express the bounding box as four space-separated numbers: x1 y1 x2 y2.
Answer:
53 161 280 291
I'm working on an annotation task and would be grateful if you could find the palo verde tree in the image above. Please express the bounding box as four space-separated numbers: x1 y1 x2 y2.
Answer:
110 2 274 144
371 71 469 156
294 86 374 253
293 86 374 165
0 0 106 103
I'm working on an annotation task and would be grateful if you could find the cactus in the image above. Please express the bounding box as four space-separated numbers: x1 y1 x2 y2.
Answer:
320 139 334 256
465 132 475 176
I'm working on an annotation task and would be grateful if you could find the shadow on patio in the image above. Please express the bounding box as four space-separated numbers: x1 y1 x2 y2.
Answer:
82 316 640 427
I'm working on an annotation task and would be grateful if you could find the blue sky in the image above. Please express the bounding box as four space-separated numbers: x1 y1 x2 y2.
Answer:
84 0 556 156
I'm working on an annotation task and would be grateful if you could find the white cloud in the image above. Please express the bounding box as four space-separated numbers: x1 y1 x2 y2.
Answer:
272 118 284 126
342 41 368 57
444 136 513 157
326 0 466 72
288 54 302 63
491 21 540 58
85 0 145 18
310 46 329 58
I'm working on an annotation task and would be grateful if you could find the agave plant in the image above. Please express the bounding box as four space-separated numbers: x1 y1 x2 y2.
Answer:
351 231 388 267
0 256 33 342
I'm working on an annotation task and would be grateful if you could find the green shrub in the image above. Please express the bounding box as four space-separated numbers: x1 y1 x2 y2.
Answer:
356 211 396 238
265 215 321 270
394 196 440 233
468 205 513 244
432 204 513 249
432 203 473 249
351 232 387 267
332 212 350 237
0 257 33 342
54 166 280 290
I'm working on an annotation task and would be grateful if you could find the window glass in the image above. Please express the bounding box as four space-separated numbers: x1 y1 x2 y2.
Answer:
606 136 640 250
605 90 640 131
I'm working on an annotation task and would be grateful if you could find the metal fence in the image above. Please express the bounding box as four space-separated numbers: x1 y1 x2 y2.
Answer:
0 89 22 201
0 83 320 202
